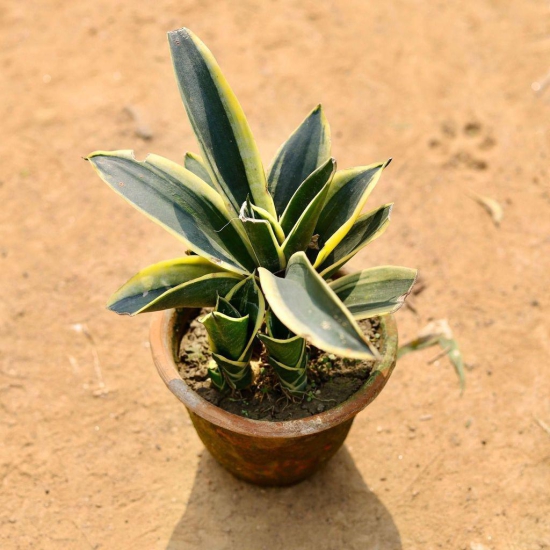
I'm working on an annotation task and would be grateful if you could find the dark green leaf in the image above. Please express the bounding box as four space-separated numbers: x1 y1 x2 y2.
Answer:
281 176 332 260
258 333 305 367
120 272 244 315
268 352 308 394
107 256 234 315
268 105 331 217
212 353 253 390
330 266 417 319
314 160 390 266
265 309 293 340
215 295 241 318
280 158 336 235
184 152 215 189
168 28 276 217
86 150 256 274
259 252 378 360
318 204 393 278
202 311 250 361
226 275 266 360
239 199 286 272
207 362 227 391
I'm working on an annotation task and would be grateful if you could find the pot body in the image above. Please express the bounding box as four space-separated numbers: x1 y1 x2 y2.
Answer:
188 409 353 485
151 308 398 486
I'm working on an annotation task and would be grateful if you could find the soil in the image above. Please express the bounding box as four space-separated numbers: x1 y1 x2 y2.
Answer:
2 1 550 549
177 311 381 421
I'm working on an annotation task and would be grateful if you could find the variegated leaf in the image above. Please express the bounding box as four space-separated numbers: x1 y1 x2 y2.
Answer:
226 276 266 360
116 272 244 315
318 203 393 279
86 150 256 274
265 308 293 340
239 200 286 272
247 203 285 244
268 105 331 217
259 252 378 360
168 28 276 218
107 256 233 314
314 160 391 267
207 361 227 391
280 157 336 235
281 175 332 260
329 266 417 319
211 353 253 389
201 311 250 361
215 295 241 318
267 352 308 394
183 152 215 189
259 333 305 368
260 310 308 394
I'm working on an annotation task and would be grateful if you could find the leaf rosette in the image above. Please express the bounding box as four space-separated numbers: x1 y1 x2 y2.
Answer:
87 28 417 393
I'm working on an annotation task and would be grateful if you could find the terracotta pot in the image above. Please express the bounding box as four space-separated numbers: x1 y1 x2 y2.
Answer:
150 308 398 486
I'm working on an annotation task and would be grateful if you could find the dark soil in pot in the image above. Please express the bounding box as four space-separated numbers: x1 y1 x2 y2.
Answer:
177 309 383 422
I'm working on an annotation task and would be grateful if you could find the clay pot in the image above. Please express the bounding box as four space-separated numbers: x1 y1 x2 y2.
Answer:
150 308 398 486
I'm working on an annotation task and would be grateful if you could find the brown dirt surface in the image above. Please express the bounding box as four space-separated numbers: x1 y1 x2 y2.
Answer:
178 312 379 421
1 1 549 549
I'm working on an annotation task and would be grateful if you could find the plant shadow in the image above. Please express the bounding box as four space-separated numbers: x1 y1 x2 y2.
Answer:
167 446 401 550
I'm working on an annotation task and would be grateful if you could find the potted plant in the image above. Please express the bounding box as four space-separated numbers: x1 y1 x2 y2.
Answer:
87 28 417 486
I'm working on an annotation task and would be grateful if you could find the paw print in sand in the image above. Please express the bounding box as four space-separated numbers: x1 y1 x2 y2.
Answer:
428 121 496 171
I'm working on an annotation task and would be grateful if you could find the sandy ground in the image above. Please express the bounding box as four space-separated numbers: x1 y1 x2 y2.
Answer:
1 1 549 548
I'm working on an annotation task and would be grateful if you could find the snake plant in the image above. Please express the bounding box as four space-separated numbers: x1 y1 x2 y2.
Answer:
86 28 417 395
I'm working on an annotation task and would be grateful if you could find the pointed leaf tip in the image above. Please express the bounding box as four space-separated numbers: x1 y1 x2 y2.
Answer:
259 252 378 360
330 266 417 320
168 27 276 218
86 150 256 274
268 105 331 217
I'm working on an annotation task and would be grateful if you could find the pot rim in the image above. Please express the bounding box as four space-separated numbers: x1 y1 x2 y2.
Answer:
150 308 398 439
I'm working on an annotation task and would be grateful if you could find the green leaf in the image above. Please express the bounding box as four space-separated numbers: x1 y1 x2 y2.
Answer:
260 310 308 394
259 252 378 360
168 28 276 218
86 150 256 274
183 152 215 189
215 295 241 318
268 352 308 394
247 203 285 245
201 311 250 361
318 204 393 278
239 199 286 272
107 256 232 314
258 333 305 367
280 158 336 235
314 160 391 267
281 174 332 260
265 308 293 340
207 361 227 391
117 272 244 315
329 266 417 319
211 353 253 390
226 275 266 360
268 105 331 217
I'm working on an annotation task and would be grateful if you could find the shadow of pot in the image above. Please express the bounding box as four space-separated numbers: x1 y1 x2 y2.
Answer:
167 447 402 550
150 308 398 487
